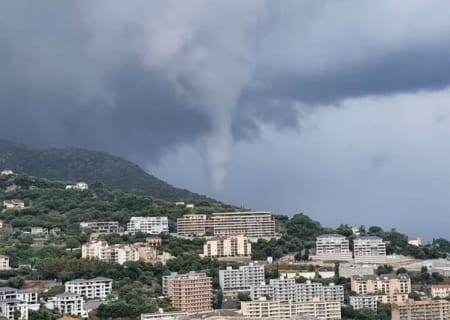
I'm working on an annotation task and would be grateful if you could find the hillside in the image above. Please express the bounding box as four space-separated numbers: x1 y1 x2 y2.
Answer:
0 140 215 202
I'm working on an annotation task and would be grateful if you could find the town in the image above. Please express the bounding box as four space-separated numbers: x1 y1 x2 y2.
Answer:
0 170 449 320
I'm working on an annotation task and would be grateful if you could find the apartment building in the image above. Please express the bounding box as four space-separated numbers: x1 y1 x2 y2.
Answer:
314 234 352 261
51 292 86 318
65 182 88 191
164 272 212 313
127 217 169 235
353 236 386 264
82 241 139 264
349 295 378 311
351 274 410 304
431 284 450 298
65 277 113 300
203 235 251 258
391 299 450 320
177 212 277 239
1 170 14 176
219 262 265 291
0 287 39 320
80 221 120 234
241 298 341 319
0 255 10 271
250 278 344 304
408 237 422 247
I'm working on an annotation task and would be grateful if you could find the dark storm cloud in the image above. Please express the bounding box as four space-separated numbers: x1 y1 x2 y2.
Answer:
2 0 450 182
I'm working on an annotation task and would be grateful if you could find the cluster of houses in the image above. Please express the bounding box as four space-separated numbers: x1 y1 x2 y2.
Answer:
0 277 112 320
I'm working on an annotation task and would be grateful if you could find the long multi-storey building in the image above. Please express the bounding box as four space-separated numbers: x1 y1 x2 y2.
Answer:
349 295 378 311
314 234 352 261
177 212 277 239
65 277 113 300
250 278 344 304
219 262 265 291
241 298 341 319
203 235 251 258
353 236 386 264
391 299 450 320
80 221 120 234
431 284 450 298
351 274 410 304
164 272 212 313
127 217 169 235
82 241 139 264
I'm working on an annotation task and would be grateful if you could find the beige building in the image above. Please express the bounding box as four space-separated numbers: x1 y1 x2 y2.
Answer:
0 255 10 270
353 236 386 264
391 299 450 320
432 284 450 298
241 298 341 319
203 235 251 258
82 240 168 265
177 212 277 239
351 274 410 304
408 237 422 247
165 272 213 313
314 234 352 261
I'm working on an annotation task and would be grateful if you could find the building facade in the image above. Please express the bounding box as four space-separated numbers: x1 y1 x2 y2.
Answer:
177 212 277 239
0 287 39 320
164 272 212 313
0 255 10 271
431 284 450 298
203 235 251 258
219 262 265 291
314 234 352 261
353 236 386 264
51 292 86 318
127 217 169 235
351 274 410 304
391 299 450 320
65 277 113 300
349 295 378 311
80 221 119 234
241 298 341 320
3 200 25 209
250 278 344 304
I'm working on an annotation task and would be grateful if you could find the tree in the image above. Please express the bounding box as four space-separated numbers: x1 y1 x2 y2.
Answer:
408 292 421 301
65 238 80 251
376 265 393 275
396 267 408 275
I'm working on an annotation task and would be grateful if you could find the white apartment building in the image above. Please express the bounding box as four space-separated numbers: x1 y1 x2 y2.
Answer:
51 292 86 318
241 298 341 320
30 227 48 235
353 236 386 264
314 234 352 261
1 170 14 176
0 287 40 320
177 212 277 239
127 217 169 235
250 278 344 304
80 221 120 234
219 262 265 291
431 284 450 298
349 295 378 311
203 235 251 258
65 277 113 300
0 255 10 271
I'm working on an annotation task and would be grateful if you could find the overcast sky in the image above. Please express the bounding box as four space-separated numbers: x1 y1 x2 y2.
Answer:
2 1 450 240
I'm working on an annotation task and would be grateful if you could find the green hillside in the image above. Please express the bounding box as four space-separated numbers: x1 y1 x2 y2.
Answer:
0 140 215 202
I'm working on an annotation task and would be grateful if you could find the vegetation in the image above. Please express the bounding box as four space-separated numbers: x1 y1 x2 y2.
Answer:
0 139 218 202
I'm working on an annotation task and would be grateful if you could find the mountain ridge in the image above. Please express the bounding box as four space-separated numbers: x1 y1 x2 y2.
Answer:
0 139 216 203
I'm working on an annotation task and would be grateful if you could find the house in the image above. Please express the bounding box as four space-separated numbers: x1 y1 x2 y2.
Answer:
65 182 88 191
0 170 14 176
31 227 49 235
0 255 11 270
185 204 195 209
3 200 25 209
175 202 185 206
408 237 422 247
